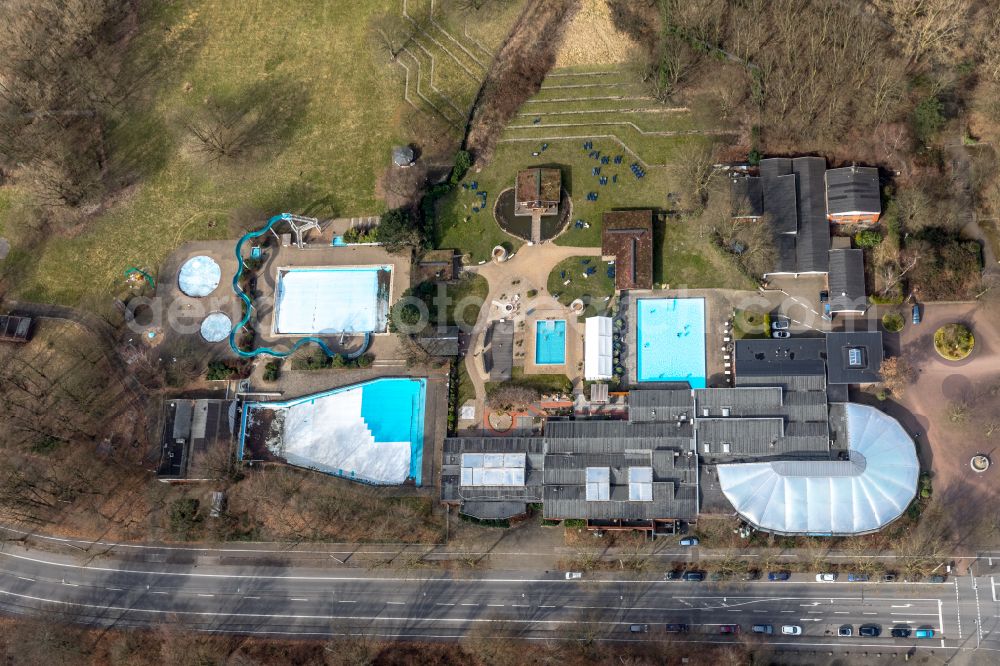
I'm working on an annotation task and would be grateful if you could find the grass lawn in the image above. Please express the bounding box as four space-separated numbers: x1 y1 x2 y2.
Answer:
655 220 754 290
486 367 572 396
0 1 526 308
546 255 615 318
456 360 476 408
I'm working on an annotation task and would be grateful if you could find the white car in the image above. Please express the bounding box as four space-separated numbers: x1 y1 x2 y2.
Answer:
815 573 837 582
565 572 583 580
781 625 802 636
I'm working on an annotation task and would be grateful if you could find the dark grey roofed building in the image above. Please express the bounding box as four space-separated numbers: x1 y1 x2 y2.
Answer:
760 158 798 235
826 331 883 385
826 166 880 217
629 388 694 422
828 249 867 314
441 437 545 521
417 326 460 357
158 399 237 480
792 157 831 273
693 387 783 418
734 338 828 378
485 320 514 381
695 418 784 455
730 175 764 218
774 234 798 273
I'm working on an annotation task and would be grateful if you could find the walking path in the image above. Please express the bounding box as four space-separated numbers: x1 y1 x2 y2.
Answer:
459 242 602 429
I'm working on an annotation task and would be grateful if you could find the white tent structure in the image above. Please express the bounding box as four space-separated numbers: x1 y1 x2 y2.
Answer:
585 316 613 380
716 403 919 536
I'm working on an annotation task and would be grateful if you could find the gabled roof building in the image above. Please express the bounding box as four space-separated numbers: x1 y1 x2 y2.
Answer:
826 166 880 225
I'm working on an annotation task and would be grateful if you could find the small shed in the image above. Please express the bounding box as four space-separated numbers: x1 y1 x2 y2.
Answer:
0 315 32 343
392 145 415 168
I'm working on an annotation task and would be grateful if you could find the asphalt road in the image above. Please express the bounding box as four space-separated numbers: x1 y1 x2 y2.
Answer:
1 542 999 656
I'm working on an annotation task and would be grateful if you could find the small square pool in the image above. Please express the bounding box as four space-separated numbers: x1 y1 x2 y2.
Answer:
535 319 566 365
636 297 706 387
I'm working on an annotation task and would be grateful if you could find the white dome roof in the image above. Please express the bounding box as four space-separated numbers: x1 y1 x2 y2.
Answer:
178 256 221 297
200 312 232 343
716 403 919 535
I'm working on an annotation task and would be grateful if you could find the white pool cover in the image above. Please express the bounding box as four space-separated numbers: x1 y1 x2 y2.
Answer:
276 386 410 484
274 267 387 335
200 312 232 343
716 404 919 535
178 256 222 297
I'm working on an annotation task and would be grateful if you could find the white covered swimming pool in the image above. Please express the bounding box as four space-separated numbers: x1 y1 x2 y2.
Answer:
273 266 392 335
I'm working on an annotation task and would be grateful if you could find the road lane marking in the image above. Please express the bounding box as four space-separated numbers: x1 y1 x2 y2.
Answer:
61 582 78 587
938 599 945 634
512 604 529 607
954 579 962 639
197 594 214 597
487 604 504 607
461 603 477 606
16 577 33 582
151 591 168 595
892 604 911 608
386 602 405 605
436 603 454 606
290 598 308 602
244 596 260 600
338 600 356 604
540 605 556 608
834 611 849 614
863 612 877 615
106 587 123 591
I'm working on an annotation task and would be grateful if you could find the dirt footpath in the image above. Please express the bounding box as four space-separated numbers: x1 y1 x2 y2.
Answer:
465 0 578 165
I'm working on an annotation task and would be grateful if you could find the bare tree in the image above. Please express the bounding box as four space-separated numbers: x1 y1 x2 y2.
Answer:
879 357 915 398
368 12 414 62
875 0 971 65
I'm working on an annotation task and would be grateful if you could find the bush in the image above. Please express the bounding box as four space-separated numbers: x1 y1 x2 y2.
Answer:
342 226 378 243
450 150 472 184
378 207 423 253
398 303 422 327
564 519 586 528
263 361 280 382
169 498 202 538
855 230 883 248
206 361 238 381
882 312 904 333
934 323 975 360
913 95 945 144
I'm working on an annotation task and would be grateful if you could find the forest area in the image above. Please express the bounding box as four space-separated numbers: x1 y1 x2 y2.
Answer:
603 0 1000 300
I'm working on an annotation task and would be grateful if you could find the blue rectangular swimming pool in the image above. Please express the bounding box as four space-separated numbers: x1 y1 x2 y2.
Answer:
636 298 706 387
535 319 566 365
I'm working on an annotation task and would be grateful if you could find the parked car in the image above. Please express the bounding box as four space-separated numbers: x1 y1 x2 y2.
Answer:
820 290 829 302
859 625 881 637
679 537 699 546
719 625 740 634
683 571 705 582
883 573 898 582
664 623 689 633
915 628 935 639
743 569 761 581
848 573 869 582
816 573 837 582
665 570 681 581
752 624 773 635
629 624 649 633
772 330 791 339
823 301 832 321
912 303 921 324
891 627 911 638
781 625 802 636
768 571 790 581
771 316 790 330
929 575 947 583
565 572 583 580
838 625 853 637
